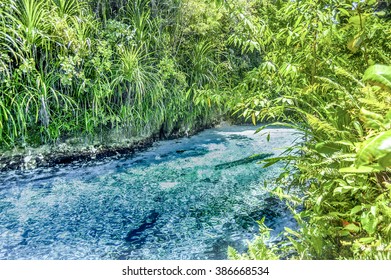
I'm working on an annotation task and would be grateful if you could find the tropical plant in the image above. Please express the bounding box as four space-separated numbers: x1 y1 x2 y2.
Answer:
227 0 391 260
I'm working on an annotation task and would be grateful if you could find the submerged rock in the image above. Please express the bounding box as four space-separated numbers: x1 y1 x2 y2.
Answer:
214 153 273 170
125 211 160 243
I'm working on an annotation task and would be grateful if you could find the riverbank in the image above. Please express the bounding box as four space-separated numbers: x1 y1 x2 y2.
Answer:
0 121 222 172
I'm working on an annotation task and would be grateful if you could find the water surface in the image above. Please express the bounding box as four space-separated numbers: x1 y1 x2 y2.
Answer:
0 125 297 260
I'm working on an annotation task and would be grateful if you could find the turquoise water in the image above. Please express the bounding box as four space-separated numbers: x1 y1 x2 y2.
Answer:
0 125 298 260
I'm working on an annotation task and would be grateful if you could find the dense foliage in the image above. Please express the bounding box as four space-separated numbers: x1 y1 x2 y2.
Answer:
226 0 391 260
1 0 391 260
0 0 242 146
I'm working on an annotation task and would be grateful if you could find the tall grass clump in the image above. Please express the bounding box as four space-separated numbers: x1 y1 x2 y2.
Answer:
0 0 231 147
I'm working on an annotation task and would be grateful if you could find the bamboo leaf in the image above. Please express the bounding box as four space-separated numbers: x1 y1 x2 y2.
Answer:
294 15 303 28
284 227 301 238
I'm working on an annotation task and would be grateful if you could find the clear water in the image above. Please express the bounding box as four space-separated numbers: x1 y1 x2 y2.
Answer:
0 125 298 260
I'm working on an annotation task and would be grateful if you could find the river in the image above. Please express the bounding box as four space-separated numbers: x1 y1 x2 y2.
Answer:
0 124 298 260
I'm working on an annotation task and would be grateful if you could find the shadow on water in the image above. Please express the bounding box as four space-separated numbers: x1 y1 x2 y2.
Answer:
125 211 160 244
214 153 273 170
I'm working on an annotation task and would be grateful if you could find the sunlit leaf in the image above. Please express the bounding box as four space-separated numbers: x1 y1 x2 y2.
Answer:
363 65 391 90
357 130 391 168
360 108 385 129
351 205 364 215
339 165 384 173
344 223 360 233
358 237 375 244
347 35 363 53
315 141 353 154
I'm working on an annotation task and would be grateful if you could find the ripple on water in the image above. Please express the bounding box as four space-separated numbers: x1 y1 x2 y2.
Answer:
0 125 299 259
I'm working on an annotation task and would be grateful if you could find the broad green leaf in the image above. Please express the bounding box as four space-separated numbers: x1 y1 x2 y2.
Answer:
338 8 351 17
361 215 378 235
363 64 391 90
344 223 360 233
348 15 366 26
379 152 391 168
339 165 384 173
348 16 361 25
358 237 375 244
357 130 391 168
334 186 359 195
351 205 364 215
315 141 353 154
347 35 362 53
370 206 377 216
375 11 386 17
